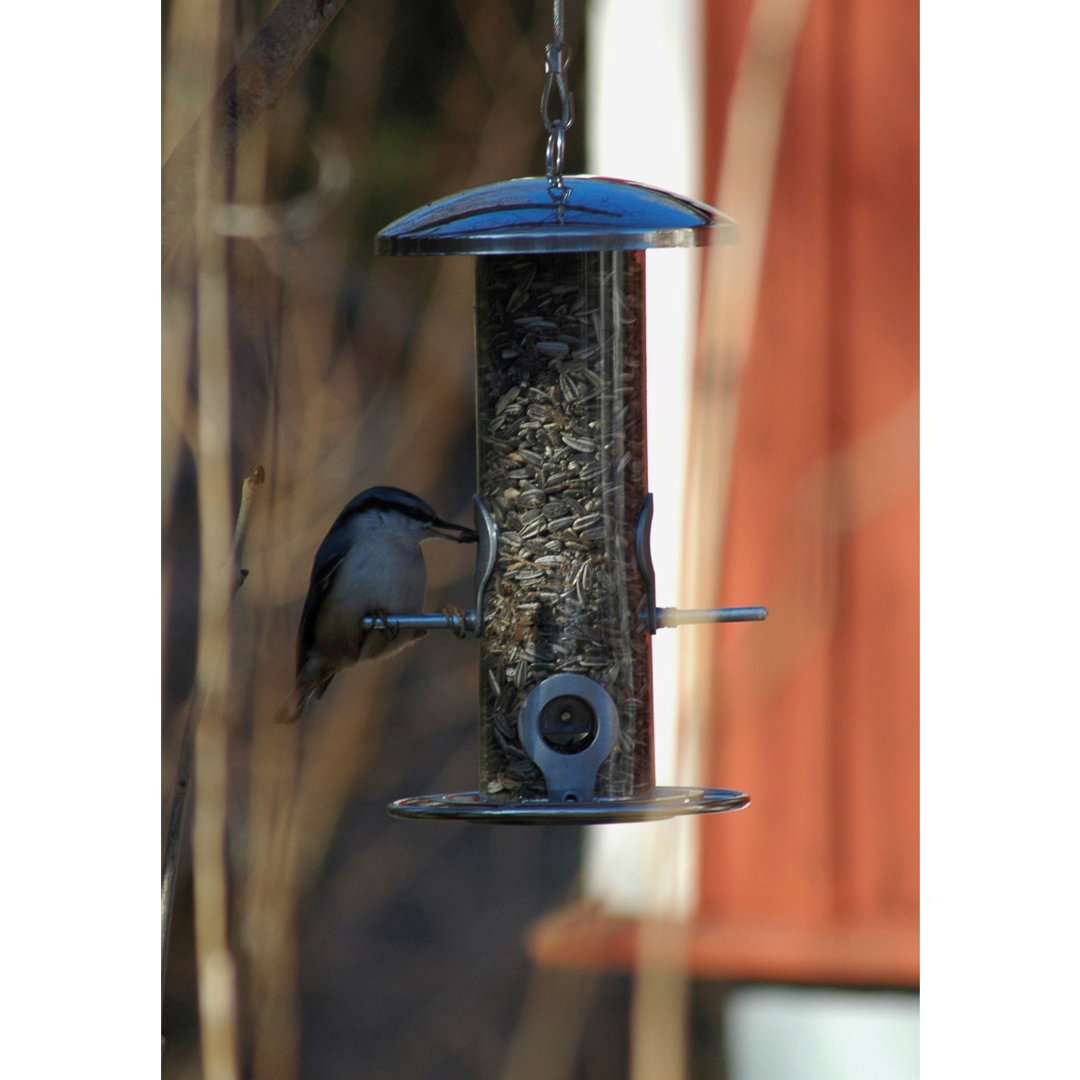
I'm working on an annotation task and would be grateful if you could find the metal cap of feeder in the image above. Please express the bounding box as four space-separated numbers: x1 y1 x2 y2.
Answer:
375 175 737 256
377 169 762 824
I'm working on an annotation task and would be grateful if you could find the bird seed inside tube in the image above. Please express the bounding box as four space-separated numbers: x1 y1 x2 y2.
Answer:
474 250 653 800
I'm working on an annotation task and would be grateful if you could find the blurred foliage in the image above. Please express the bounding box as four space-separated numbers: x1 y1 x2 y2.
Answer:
162 2 605 1078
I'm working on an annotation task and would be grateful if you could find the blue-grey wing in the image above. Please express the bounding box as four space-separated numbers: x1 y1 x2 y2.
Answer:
296 528 352 673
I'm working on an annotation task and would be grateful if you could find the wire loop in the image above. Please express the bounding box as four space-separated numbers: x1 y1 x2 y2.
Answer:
540 1 573 188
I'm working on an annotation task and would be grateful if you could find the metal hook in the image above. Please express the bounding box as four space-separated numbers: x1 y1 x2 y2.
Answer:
540 0 573 188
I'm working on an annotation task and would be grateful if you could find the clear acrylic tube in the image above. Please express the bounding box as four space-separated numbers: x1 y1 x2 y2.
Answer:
475 250 653 800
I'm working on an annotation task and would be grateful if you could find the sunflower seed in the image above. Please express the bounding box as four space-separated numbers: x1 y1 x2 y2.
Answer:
561 434 595 453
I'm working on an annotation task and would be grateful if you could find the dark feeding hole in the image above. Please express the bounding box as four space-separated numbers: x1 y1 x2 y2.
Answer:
539 694 597 753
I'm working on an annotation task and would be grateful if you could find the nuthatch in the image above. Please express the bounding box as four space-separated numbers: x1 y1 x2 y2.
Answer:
278 486 477 723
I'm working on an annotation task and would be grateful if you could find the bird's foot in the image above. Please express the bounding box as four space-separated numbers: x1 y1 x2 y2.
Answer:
440 605 468 639
371 607 399 641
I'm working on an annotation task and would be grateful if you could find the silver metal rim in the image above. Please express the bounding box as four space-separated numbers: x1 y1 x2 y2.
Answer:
387 786 750 824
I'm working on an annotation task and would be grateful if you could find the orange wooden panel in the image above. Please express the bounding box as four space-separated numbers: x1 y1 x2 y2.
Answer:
529 0 917 988
699 0 919 975
529 905 918 988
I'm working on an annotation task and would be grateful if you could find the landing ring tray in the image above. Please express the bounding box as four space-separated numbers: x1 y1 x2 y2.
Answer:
387 785 749 824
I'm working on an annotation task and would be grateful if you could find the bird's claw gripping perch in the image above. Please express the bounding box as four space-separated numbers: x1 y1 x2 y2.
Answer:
440 605 469 639
370 608 398 641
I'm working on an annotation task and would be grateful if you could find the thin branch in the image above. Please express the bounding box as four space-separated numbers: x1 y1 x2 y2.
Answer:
163 0 353 263
161 696 196 1004
231 464 266 591
161 465 265 1030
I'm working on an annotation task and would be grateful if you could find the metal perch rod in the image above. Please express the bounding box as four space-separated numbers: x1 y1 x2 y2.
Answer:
360 606 768 633
361 611 478 633
656 606 768 626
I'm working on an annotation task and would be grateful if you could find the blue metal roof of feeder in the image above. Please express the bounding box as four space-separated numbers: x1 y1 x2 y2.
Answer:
375 175 737 256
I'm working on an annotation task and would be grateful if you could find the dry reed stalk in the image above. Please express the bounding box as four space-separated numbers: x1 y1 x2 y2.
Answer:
243 712 304 1080
185 55 277 1071
239 248 350 1080
161 696 196 1004
191 105 240 1080
621 3 813 1079
497 969 601 1080
159 6 384 1062
161 468 263 998
165 2 590 1075
163 0 354 263
629 959 690 1080
161 1 234 1074
237 7 572 1073
681 0 812 771
233 13 417 1074
160 0 277 1070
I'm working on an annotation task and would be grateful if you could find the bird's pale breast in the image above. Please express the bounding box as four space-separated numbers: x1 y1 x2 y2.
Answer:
316 534 427 662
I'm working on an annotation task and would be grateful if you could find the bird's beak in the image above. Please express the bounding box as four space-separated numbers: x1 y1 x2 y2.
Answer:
429 517 479 543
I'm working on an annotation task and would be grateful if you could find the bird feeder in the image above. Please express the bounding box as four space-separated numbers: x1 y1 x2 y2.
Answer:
373 7 766 824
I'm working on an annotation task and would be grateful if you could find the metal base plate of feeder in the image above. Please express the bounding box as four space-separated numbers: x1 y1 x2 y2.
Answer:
387 786 750 825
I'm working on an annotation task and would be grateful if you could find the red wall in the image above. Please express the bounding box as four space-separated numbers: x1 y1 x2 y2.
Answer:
696 0 919 985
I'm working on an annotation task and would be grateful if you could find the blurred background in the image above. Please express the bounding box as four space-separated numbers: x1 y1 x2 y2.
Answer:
161 0 918 1077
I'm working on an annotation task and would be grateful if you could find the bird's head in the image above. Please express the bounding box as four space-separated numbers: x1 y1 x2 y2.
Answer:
340 486 479 544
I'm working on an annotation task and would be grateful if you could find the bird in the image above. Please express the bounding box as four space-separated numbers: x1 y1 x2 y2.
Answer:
277 486 478 723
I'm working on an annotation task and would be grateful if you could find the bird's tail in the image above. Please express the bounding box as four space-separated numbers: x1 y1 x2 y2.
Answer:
274 672 335 724
275 683 313 724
